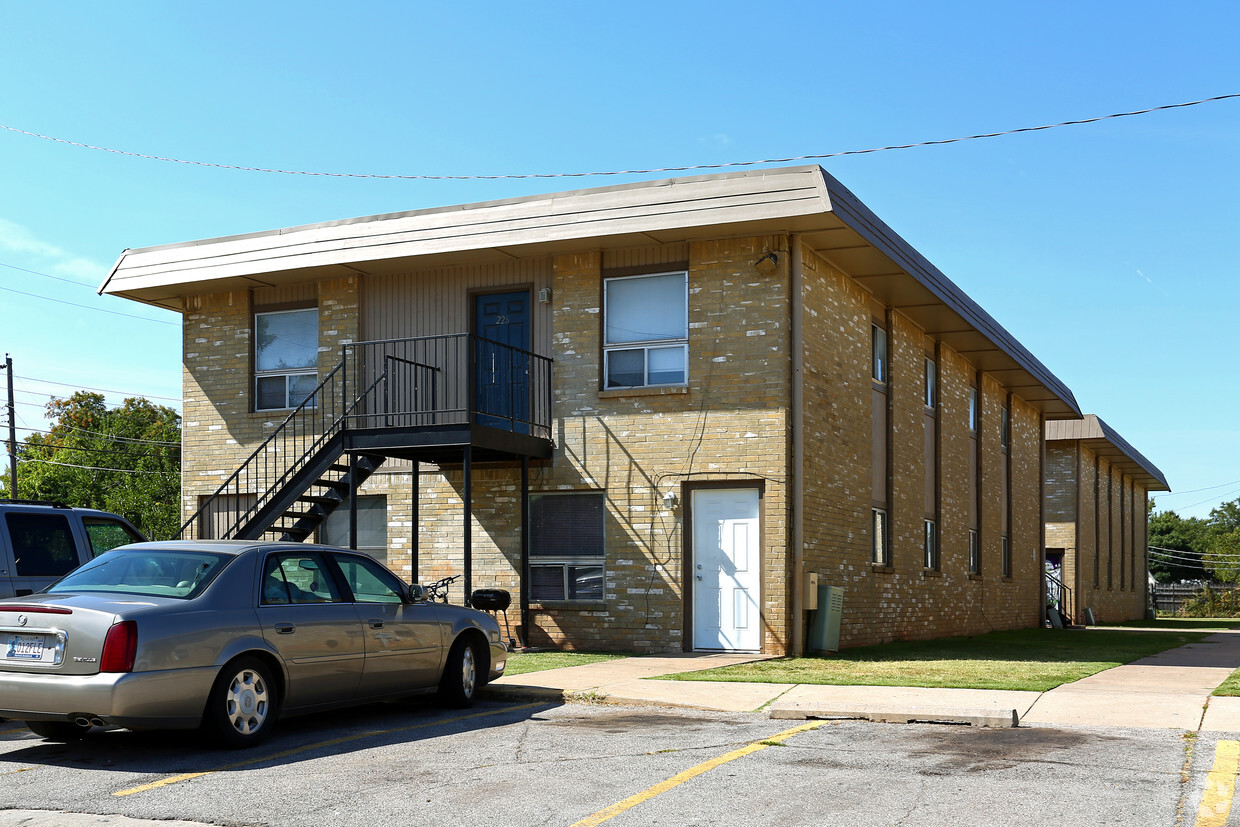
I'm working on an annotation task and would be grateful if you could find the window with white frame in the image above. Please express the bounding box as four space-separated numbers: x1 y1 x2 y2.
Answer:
872 508 890 566
603 272 688 388
923 519 938 570
255 307 318 410
968 529 981 575
529 492 605 602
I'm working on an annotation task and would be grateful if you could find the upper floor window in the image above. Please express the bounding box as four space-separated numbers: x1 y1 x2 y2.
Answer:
255 308 318 411
603 272 688 388
924 358 937 409
1001 406 1011 452
968 387 979 432
871 325 888 384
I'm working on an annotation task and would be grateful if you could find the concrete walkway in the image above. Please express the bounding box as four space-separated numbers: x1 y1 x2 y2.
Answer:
489 630 1240 730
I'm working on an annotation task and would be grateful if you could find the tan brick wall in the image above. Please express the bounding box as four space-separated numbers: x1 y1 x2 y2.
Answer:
796 245 1045 647
178 234 1060 653
1045 442 1149 624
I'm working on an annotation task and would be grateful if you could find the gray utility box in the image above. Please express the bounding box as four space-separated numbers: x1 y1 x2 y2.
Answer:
808 584 844 653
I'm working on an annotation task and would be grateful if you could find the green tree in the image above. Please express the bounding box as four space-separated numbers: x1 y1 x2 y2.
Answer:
0 392 181 539
1148 508 1210 582
1204 498 1240 584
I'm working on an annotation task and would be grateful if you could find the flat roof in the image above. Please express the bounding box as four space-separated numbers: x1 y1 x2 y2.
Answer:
100 164 1080 418
1046 414 1170 491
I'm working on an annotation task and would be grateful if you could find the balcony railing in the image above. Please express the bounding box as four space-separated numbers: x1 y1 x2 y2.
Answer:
342 334 552 439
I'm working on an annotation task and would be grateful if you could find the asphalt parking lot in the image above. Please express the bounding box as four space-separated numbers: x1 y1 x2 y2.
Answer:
0 699 1233 827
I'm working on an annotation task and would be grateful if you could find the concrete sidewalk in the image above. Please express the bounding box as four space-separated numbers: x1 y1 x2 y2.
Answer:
488 630 1240 730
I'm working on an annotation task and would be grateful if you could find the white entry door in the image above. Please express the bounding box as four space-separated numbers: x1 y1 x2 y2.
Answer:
691 488 760 652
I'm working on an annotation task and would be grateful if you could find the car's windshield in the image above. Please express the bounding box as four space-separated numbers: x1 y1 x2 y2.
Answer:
46 549 231 598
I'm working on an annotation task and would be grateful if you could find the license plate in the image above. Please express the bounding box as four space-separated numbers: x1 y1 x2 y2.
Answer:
4 633 46 661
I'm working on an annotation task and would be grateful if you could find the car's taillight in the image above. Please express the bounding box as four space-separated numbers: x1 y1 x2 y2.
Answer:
100 621 137 673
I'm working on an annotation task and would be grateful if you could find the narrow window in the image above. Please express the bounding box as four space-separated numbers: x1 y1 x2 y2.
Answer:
924 358 937 409
603 272 688 388
529 492 605 602
1001 536 1012 578
872 508 890 566
968 386 979 432
968 529 980 575
1001 406 1011 452
923 519 939 570
255 308 318 410
872 325 888 384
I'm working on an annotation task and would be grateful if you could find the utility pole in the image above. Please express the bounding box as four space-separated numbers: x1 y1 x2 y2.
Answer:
4 354 15 497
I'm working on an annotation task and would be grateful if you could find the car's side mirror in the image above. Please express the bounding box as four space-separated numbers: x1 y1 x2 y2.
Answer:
406 583 428 603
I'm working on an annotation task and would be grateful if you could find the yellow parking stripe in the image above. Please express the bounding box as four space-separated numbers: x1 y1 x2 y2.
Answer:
113 702 543 797
569 720 827 827
1196 740 1240 827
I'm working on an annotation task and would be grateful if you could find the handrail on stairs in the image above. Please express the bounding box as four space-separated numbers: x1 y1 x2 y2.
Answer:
179 334 553 542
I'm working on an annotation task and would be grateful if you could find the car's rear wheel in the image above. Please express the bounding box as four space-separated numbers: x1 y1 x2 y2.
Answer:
25 720 91 741
204 656 279 748
437 636 481 708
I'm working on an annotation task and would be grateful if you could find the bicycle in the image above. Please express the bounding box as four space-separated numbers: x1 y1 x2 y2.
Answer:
423 574 461 603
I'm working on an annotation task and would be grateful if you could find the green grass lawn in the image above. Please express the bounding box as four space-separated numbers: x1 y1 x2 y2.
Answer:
503 650 629 676
654 625 1211 692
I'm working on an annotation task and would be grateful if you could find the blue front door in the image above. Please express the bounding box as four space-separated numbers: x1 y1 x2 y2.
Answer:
474 291 530 430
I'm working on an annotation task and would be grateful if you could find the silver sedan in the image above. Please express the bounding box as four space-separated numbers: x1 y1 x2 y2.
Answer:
0 541 508 747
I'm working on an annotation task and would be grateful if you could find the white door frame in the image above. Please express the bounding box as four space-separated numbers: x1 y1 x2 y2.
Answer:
686 484 762 653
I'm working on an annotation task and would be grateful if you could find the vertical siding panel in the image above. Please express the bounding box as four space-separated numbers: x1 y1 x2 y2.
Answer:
602 242 689 271
360 258 553 356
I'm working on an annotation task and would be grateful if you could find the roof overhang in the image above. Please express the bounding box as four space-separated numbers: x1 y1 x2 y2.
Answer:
100 164 1080 418
1046 415 1170 491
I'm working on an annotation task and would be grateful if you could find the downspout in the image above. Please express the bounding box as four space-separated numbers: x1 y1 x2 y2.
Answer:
790 234 805 656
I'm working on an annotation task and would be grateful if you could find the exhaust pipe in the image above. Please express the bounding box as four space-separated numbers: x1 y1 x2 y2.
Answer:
72 716 106 728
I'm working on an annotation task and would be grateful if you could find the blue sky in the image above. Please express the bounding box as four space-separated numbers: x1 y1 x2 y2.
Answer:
1 2 1237 518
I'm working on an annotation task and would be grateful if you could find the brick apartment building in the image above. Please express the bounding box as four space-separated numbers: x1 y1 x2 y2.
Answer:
1044 415 1170 624
102 165 1086 655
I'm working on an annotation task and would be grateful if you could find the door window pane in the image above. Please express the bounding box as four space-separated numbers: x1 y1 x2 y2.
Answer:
83 518 143 555
6 513 77 577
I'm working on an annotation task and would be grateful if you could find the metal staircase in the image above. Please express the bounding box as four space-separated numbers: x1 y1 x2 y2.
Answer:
180 334 553 544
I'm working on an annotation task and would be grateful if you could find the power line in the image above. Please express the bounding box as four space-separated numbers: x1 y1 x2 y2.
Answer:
0 260 96 289
0 281 179 326
1 93 1237 181
15 424 179 447
1153 478 1240 498
17 457 177 476
14 376 182 403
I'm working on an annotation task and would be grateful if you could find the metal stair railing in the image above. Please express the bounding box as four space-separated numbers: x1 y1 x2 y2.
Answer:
178 360 362 541
181 334 553 542
1045 569 1074 626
